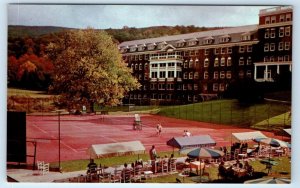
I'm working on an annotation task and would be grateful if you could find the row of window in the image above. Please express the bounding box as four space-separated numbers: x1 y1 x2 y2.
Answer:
264 55 290 62
150 71 182 78
204 70 251 80
264 42 290 52
264 26 291 38
264 13 292 24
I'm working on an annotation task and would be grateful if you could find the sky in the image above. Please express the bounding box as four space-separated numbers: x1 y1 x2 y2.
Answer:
8 4 274 29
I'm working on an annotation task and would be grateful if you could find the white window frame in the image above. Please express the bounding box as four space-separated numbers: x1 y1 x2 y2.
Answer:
239 57 244 66
189 72 193 79
214 71 219 79
247 45 252 52
285 26 291 36
285 42 290 50
246 70 252 78
239 46 245 53
220 71 225 79
221 57 226 66
264 43 269 52
204 58 209 67
221 48 226 54
214 58 219 67
279 27 284 37
204 49 209 55
286 13 291 21
183 72 188 79
265 17 270 24
204 71 209 79
227 47 232 54
284 55 290 61
213 83 219 91
271 16 276 23
214 48 220 55
227 57 232 66
270 28 276 38
270 43 276 51
265 29 270 38
219 84 225 91
280 14 285 22
278 42 284 51
247 57 252 65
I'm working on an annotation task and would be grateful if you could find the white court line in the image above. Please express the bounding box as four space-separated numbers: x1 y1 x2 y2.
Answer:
30 123 78 153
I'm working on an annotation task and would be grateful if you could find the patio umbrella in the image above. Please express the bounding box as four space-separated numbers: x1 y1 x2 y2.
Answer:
244 177 291 184
253 137 289 148
187 148 224 182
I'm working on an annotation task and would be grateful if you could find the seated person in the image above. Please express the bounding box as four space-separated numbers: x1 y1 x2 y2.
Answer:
87 159 97 174
234 159 243 169
122 163 132 182
226 166 235 179
218 161 227 178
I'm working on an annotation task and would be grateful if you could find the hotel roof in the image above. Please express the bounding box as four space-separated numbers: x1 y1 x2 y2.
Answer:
119 24 258 48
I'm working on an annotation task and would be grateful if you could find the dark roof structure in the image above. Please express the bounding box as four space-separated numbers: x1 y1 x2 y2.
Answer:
166 135 216 149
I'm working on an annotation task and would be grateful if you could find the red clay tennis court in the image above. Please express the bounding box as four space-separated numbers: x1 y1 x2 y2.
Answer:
26 114 285 163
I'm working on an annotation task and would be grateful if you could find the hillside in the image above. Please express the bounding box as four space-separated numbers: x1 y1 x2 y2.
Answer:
8 25 225 42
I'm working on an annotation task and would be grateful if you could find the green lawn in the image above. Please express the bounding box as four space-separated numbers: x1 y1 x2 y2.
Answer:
252 112 291 131
158 100 291 128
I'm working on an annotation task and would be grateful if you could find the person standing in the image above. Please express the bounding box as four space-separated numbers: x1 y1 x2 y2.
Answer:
157 123 162 136
149 145 157 161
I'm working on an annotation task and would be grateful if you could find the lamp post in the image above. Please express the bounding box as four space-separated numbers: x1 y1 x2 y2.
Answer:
55 109 65 172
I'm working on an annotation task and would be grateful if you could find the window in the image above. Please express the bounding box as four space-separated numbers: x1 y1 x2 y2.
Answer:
158 84 165 90
221 57 226 66
220 37 230 43
194 95 198 102
219 84 225 91
264 43 269 52
189 60 193 68
135 64 138 70
151 94 157 99
285 26 291 36
286 13 291 21
239 57 244 65
279 27 284 37
265 29 270 38
205 49 209 55
148 44 155 50
150 84 157 90
278 42 284 51
226 71 232 79
204 71 209 79
203 84 208 91
280 14 285 22
167 84 174 90
247 46 252 52
271 16 276 23
145 54 149 60
227 47 232 54
246 70 252 78
138 74 142 80
239 46 245 53
183 72 188 79
284 55 290 61
204 58 209 67
188 41 197 46
158 94 164 99
188 95 192 101
131 64 134 70
176 42 185 47
168 62 175 67
159 71 166 78
220 71 225 79
270 56 274 62
215 48 220 55
270 43 275 51
188 84 192 90
130 47 137 52
270 28 276 38
138 46 144 51
168 71 174 78
139 64 143 70
143 94 148 99
247 57 252 65
214 58 219 67
144 73 149 80
183 84 187 90
194 72 199 79
151 63 158 68
204 39 213 45
195 59 199 67
241 35 251 41
278 56 283 62
265 17 270 24
160 63 166 67
214 71 219 79
227 57 232 66
221 48 226 54
189 72 193 79
184 61 188 68
190 50 195 56
285 42 290 50
213 83 219 91
239 70 244 78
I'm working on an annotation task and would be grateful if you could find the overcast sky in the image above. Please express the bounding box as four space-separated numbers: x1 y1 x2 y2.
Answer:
8 4 274 29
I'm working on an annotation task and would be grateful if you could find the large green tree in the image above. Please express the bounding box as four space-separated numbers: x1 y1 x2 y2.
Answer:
46 28 140 111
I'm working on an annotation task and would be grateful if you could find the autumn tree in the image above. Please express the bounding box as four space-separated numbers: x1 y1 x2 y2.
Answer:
46 29 140 111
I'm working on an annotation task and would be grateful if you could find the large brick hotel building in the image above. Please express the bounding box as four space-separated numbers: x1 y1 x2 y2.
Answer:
118 6 292 105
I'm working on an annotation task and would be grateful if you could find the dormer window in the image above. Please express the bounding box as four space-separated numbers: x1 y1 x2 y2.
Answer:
203 37 214 45
187 38 198 46
130 46 137 52
241 33 251 41
120 47 127 53
138 44 145 51
147 43 156 50
157 42 167 49
176 39 185 47
219 35 230 43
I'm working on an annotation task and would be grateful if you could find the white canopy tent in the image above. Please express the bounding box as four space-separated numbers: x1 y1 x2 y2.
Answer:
87 141 145 158
232 131 267 142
